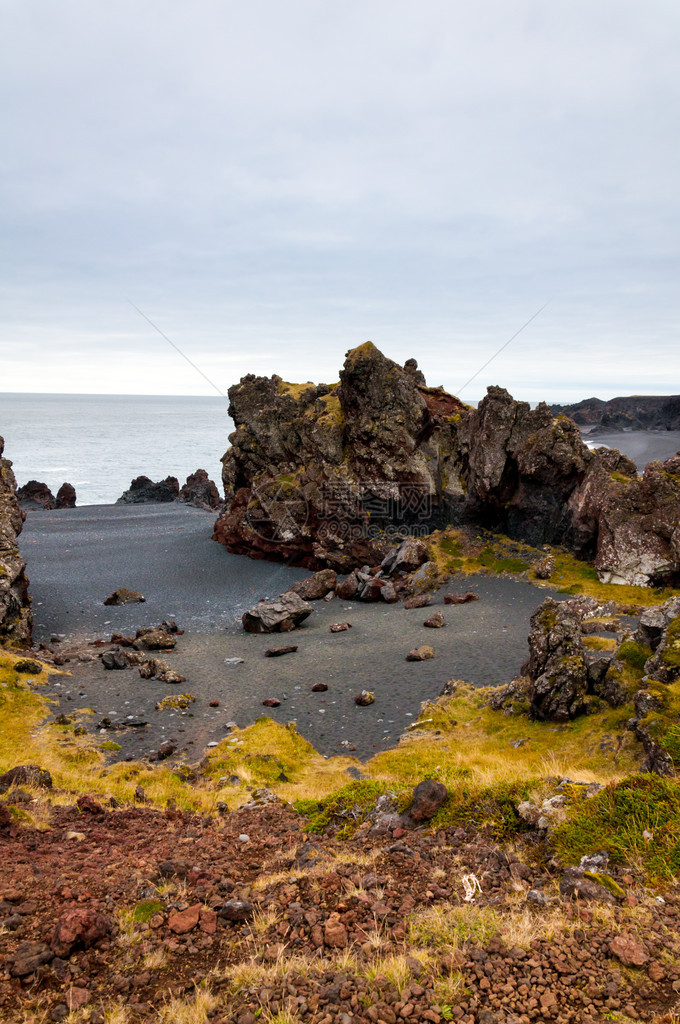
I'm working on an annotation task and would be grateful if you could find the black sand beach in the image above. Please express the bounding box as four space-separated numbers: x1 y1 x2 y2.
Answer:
22 504 561 761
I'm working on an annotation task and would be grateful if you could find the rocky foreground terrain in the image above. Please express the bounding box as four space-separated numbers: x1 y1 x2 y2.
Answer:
2 781 680 1024
213 343 680 588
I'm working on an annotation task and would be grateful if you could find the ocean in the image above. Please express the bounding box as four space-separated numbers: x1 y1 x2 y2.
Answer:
0 393 233 505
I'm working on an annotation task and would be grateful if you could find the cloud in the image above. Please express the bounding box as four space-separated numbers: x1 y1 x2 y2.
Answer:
1 0 679 401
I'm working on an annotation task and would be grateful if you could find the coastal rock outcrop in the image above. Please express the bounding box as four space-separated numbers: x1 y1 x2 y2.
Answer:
178 469 221 510
0 437 32 646
17 480 77 509
16 480 55 510
116 475 180 504
55 482 77 508
551 394 680 432
212 343 680 586
116 471 221 509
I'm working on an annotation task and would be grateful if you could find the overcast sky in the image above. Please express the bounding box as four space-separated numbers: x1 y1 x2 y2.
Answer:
1 0 679 403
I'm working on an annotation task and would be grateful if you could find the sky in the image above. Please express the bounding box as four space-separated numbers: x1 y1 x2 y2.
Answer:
1 0 679 404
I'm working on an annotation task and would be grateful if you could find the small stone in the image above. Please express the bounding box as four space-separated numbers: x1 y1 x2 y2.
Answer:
219 899 253 922
444 591 479 604
354 690 375 706
330 622 352 632
610 934 649 967
324 912 348 948
209 700 220 707
168 904 201 934
224 657 244 665
66 987 90 1011
404 594 433 609
406 645 434 661
262 698 281 707
156 741 176 761
101 651 128 671
76 794 104 815
312 683 329 692
265 645 298 657
424 611 445 628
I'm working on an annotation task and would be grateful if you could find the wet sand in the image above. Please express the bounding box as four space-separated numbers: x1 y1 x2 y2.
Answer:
23 504 561 761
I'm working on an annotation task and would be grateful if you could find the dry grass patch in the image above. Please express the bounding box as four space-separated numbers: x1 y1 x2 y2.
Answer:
156 984 219 1024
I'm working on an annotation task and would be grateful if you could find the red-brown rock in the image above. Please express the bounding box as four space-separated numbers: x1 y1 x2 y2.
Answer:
50 908 112 956
168 903 201 934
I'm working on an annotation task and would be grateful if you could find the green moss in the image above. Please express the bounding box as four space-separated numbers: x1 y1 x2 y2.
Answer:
132 899 164 922
439 536 463 557
618 640 651 672
583 871 625 897
660 724 680 766
553 775 680 882
428 779 539 839
478 547 529 574
100 741 122 752
294 780 401 838
661 617 680 669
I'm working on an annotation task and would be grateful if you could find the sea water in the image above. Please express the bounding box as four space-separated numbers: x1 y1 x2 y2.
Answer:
0 393 233 505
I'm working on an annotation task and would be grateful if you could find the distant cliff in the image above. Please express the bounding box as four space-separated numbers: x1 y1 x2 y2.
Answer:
213 344 680 588
551 395 680 432
0 437 32 647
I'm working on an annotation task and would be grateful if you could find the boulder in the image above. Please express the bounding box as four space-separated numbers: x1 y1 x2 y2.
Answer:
116 475 180 504
178 469 221 509
103 587 146 606
16 479 55 509
50 908 112 957
290 568 337 600
55 482 76 508
381 537 429 575
336 572 359 599
242 592 313 633
9 940 53 977
406 645 434 661
135 627 177 650
444 591 479 604
404 593 433 609
526 599 589 721
0 437 32 646
0 765 52 793
354 690 375 706
410 779 448 822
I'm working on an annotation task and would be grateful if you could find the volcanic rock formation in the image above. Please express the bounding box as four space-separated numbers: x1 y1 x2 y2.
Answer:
0 437 32 646
213 343 680 586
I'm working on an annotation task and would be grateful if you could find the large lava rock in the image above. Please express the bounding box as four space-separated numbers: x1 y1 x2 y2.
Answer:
212 345 680 586
525 598 589 721
242 592 313 633
0 438 32 646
